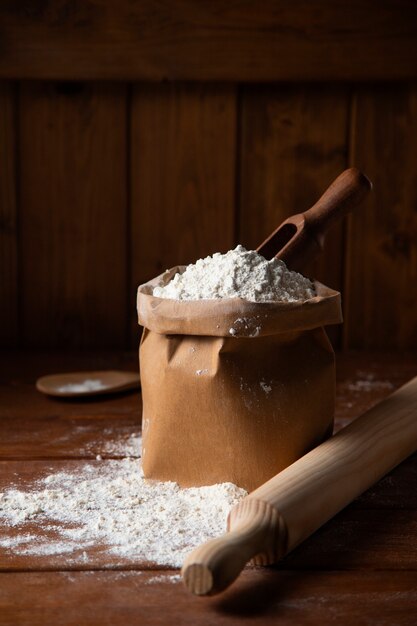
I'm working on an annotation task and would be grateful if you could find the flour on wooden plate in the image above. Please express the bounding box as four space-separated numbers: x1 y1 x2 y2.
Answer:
56 379 107 393
153 245 315 302
0 439 246 568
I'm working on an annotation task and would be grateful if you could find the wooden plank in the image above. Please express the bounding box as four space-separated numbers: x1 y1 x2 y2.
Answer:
351 455 417 510
19 82 128 349
0 416 141 460
334 351 417 430
239 85 349 345
281 508 417 571
0 377 140 420
0 2 417 81
0 571 416 626
210 571 417 624
0 83 18 347
130 83 236 342
0 351 139 382
345 85 417 349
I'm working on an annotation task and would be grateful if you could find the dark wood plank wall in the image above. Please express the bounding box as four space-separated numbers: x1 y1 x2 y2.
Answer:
0 83 18 348
19 82 128 349
0 1 416 81
0 2 416 350
1 81 416 351
345 85 417 350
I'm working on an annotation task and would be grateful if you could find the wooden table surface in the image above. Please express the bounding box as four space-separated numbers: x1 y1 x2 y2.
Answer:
0 351 416 625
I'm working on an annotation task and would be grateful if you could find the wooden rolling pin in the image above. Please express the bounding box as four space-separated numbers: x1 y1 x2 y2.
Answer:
182 376 417 596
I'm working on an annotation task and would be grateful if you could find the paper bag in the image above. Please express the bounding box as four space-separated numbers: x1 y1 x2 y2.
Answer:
137 267 342 492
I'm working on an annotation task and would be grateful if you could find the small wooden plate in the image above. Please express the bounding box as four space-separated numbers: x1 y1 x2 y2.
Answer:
36 370 140 398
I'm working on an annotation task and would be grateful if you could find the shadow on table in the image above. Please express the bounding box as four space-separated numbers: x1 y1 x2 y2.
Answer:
212 569 305 618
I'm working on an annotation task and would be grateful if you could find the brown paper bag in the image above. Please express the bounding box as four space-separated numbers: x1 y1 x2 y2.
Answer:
137 267 342 492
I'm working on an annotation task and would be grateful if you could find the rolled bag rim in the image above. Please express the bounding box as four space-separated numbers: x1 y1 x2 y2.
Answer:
137 266 343 338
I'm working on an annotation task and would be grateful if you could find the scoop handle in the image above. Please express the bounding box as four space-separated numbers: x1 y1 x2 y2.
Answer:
303 167 372 236
256 168 372 269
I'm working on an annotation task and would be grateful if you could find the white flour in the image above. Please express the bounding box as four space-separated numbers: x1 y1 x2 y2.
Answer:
0 444 246 568
346 372 394 393
56 379 106 393
145 573 182 585
153 245 315 302
88 431 142 457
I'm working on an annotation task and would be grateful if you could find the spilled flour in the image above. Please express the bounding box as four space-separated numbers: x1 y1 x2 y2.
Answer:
153 245 315 303
0 438 246 567
85 431 142 457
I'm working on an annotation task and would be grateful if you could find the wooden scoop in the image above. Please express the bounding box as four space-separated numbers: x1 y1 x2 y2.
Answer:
257 168 372 270
182 376 417 596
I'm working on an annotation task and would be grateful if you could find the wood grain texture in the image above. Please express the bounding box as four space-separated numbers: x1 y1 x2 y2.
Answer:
0 570 416 626
0 2 416 81
0 80 415 350
239 86 348 345
280 507 417 571
345 85 417 349
0 82 18 347
0 416 140 460
130 83 236 342
19 82 128 349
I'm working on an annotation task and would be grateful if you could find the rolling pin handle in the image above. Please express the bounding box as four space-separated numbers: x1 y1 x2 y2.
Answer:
182 499 286 596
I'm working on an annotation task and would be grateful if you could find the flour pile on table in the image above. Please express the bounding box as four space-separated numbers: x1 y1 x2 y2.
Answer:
153 245 315 302
0 440 246 567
